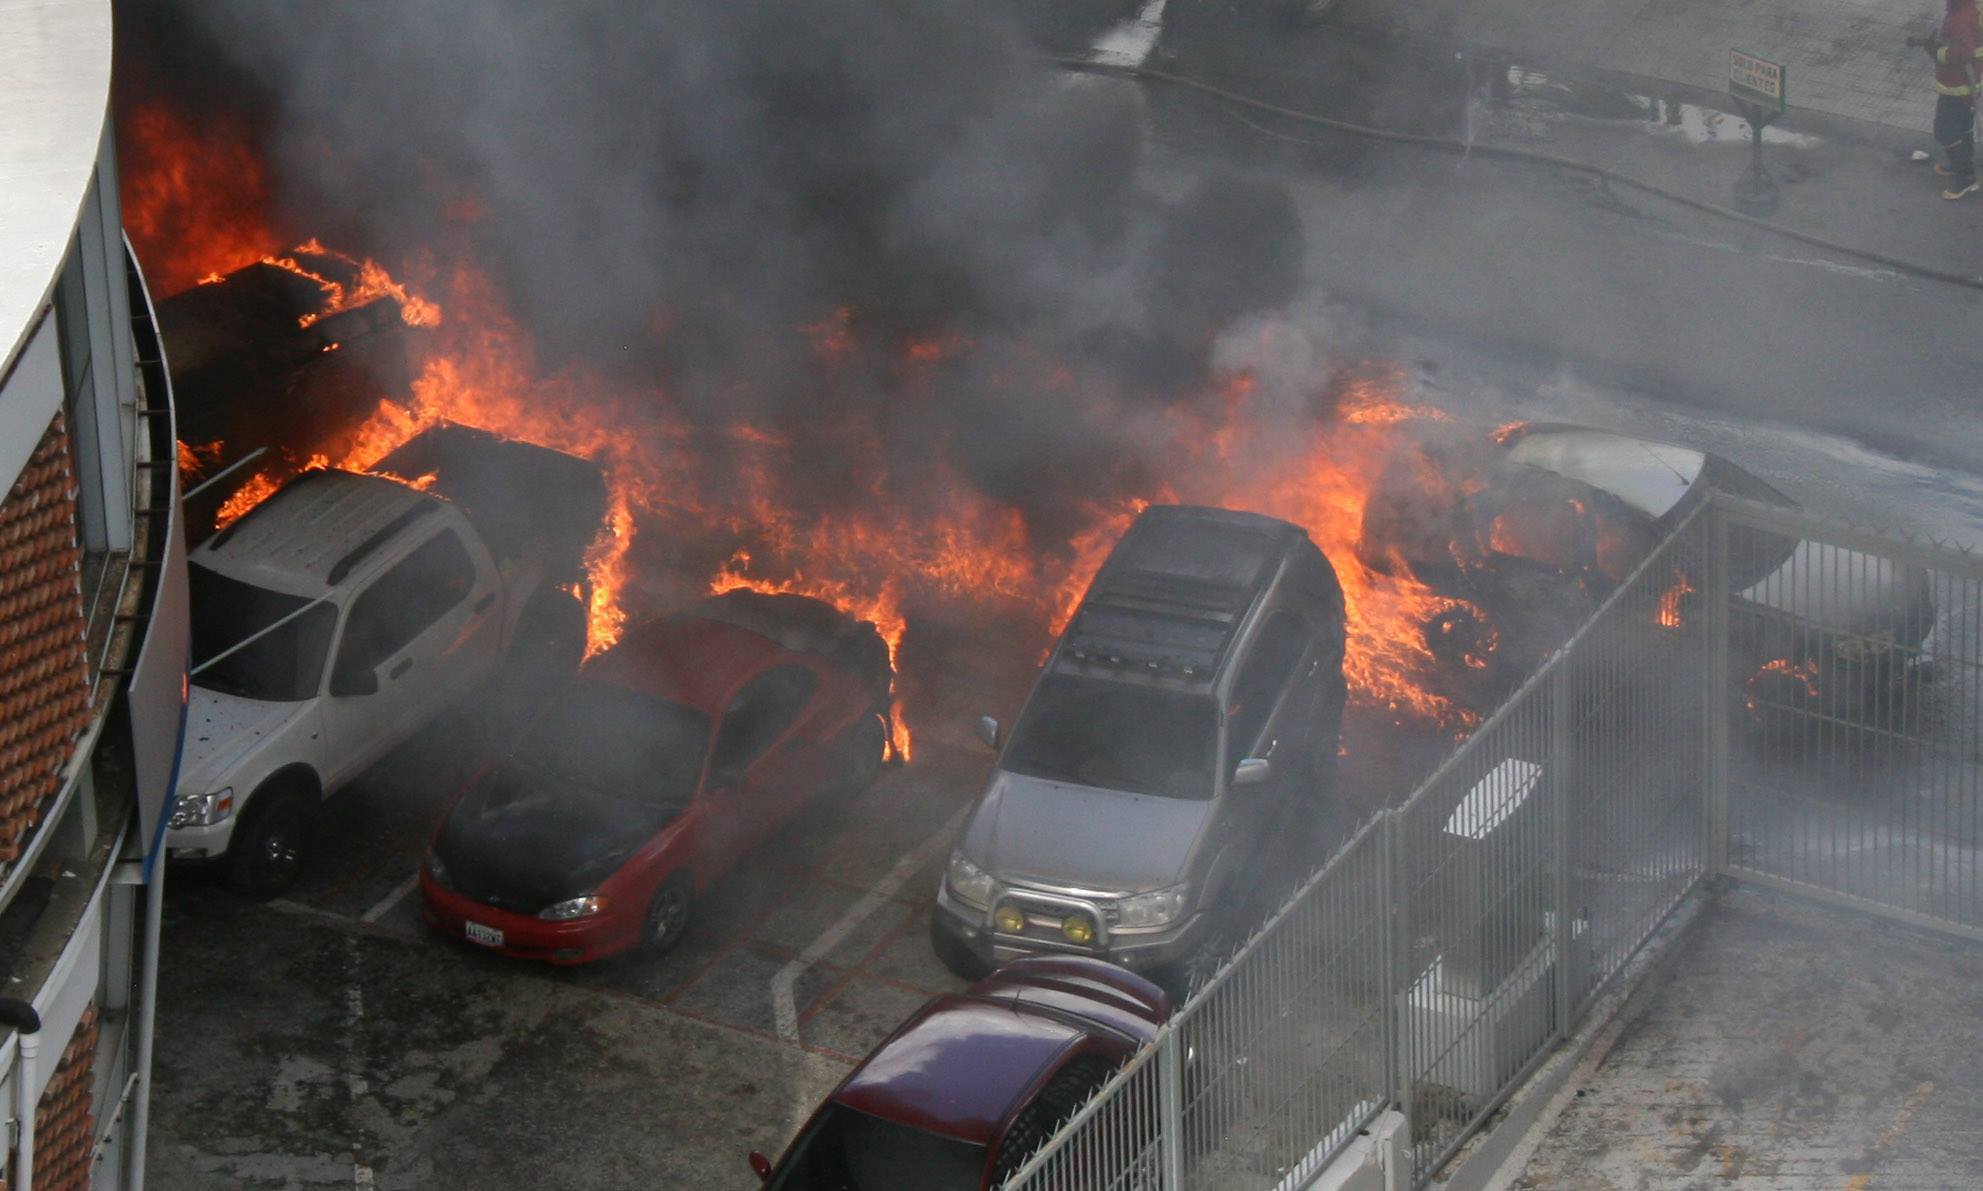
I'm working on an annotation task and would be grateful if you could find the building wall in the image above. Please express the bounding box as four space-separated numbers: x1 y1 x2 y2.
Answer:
0 414 94 862
0 112 186 1191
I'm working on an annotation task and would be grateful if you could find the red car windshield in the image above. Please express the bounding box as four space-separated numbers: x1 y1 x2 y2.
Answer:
519 681 708 806
768 1105 986 1190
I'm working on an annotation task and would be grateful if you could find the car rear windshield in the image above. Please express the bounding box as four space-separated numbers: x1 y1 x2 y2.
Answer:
188 563 336 702
768 1105 986 1191
1004 674 1218 800
521 681 709 806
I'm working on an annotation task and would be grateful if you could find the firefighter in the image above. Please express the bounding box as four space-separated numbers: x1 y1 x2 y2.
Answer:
1916 0 1983 199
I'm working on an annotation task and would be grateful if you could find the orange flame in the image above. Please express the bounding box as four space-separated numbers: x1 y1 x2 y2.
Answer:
1658 570 1693 630
117 97 278 295
1745 657 1821 712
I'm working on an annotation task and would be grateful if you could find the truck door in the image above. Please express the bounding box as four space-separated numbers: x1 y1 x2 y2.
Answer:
1223 609 1310 858
319 527 497 788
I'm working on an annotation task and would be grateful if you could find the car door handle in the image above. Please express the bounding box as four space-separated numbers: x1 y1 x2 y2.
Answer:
388 657 414 680
472 592 496 614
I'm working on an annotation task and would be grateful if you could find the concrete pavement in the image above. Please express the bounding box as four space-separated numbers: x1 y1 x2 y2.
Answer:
1503 884 1983 1187
1329 0 1949 135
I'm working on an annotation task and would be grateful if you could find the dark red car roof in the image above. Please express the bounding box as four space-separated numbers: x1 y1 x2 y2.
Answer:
580 614 787 714
831 996 1087 1146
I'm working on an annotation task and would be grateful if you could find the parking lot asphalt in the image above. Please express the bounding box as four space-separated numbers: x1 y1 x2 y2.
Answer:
147 648 1441 1191
147 707 990 1190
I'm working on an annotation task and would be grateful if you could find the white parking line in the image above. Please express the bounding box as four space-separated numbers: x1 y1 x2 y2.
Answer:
360 873 421 925
770 804 969 1044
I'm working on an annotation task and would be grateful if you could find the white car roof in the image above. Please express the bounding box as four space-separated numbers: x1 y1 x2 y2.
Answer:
1506 429 1706 520
193 470 440 598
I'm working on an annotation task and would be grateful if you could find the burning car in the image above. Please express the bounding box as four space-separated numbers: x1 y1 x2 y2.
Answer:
932 505 1348 984
169 425 606 896
420 590 893 964
161 245 440 535
750 955 1169 1189
1357 422 1936 722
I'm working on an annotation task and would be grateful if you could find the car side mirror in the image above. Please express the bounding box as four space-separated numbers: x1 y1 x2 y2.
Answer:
330 667 379 698
1233 757 1271 786
748 1151 772 1182
975 716 1001 751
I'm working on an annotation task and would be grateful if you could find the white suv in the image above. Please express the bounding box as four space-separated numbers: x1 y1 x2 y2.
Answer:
169 446 596 896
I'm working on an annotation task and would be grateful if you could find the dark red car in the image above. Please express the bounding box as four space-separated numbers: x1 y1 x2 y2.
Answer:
420 590 892 964
751 956 1170 1189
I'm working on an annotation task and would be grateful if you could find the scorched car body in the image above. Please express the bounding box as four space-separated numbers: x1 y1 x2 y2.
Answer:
1358 422 1936 720
421 590 892 964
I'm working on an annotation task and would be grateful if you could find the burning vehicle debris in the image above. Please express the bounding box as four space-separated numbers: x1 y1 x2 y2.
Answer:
1358 421 1937 725
164 244 440 532
421 589 893 964
934 504 1348 985
169 425 607 896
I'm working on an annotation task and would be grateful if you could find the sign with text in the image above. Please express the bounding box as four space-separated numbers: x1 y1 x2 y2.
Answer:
1730 49 1786 114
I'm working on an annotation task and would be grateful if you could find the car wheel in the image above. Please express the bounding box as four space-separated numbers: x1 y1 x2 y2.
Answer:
832 712 888 799
929 917 989 982
642 875 694 957
224 785 315 900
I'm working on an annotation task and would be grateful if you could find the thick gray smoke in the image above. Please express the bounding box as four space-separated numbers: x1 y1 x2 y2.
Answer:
127 0 1307 531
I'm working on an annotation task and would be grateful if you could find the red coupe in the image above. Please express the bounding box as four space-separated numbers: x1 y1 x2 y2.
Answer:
420 590 893 964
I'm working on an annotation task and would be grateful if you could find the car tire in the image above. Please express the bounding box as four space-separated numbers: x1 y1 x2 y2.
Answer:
224 783 315 900
641 875 694 957
929 917 989 982
831 712 888 800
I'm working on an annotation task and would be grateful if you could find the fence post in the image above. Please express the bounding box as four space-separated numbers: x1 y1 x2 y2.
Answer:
1550 661 1573 1040
1378 809 1401 1114
1158 1026 1185 1190
1384 806 1413 1141
1705 500 1731 877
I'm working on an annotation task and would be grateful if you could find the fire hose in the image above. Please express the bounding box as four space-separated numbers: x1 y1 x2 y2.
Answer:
1049 55 1983 294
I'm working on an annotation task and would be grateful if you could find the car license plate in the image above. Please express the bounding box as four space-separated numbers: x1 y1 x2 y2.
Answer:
465 921 503 948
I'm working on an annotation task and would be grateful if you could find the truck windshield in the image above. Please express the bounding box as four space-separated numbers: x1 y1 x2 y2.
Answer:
519 681 709 806
1003 674 1218 800
768 1106 986 1191
189 564 336 702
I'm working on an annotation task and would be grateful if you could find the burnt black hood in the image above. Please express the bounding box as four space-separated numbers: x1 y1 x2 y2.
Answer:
434 762 680 916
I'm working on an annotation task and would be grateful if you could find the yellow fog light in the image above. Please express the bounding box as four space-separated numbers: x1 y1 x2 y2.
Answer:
1061 914 1096 946
994 905 1027 934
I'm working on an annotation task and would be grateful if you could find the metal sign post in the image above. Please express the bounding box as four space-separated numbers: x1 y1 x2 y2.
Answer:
1729 49 1787 215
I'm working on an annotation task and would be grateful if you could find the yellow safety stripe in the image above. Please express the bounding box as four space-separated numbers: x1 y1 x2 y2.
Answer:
1936 80 1978 96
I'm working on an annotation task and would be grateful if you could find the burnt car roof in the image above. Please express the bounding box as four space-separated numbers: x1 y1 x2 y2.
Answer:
582 616 788 714
831 997 1087 1146
1055 504 1302 687
581 592 889 715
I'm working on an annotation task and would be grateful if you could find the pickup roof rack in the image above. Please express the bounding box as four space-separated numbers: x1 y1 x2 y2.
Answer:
1056 506 1293 685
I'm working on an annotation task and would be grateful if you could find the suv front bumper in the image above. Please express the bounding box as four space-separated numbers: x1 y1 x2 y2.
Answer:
165 817 239 862
931 884 1206 975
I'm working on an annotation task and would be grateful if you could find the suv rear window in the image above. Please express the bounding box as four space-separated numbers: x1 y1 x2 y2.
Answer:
1004 675 1218 800
768 1105 985 1190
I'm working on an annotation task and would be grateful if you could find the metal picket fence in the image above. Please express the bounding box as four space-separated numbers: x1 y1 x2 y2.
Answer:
1001 493 1983 1190
1717 496 1983 939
